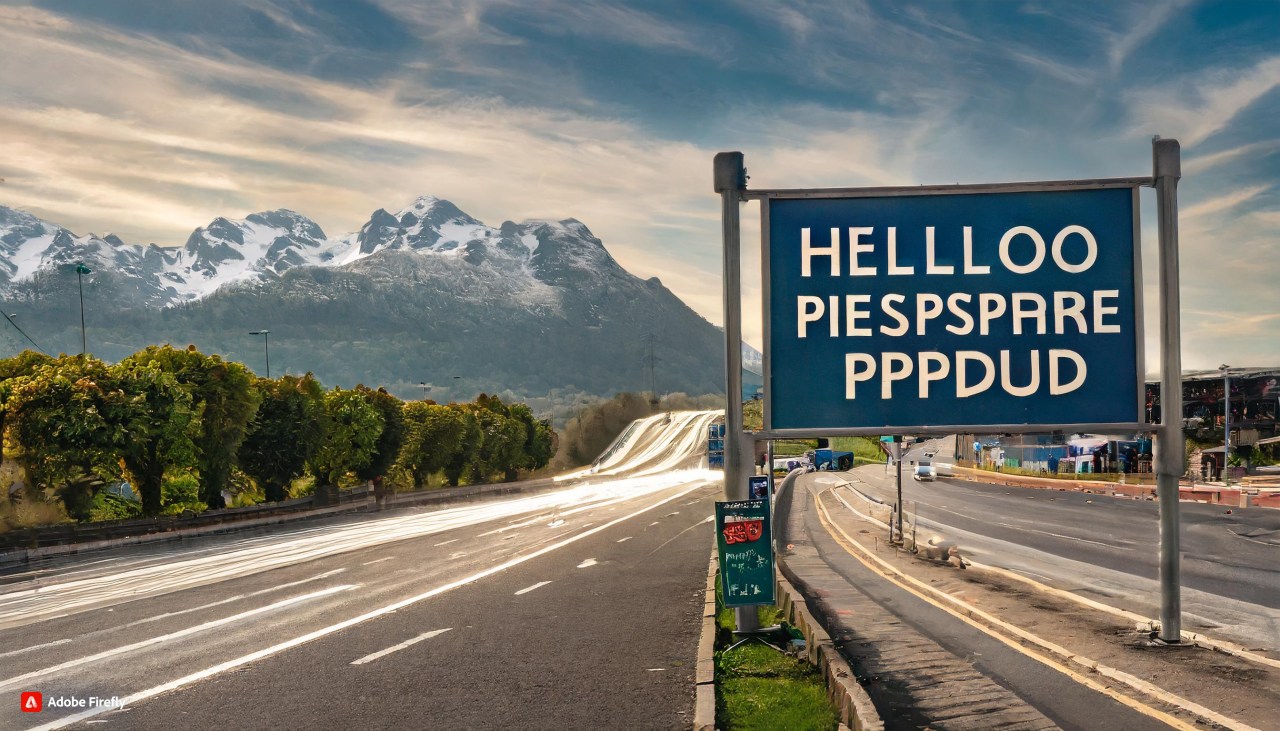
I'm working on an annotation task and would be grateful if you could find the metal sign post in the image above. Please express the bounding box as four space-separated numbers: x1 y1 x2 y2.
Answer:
1154 139 1183 642
714 151 760 634
894 435 904 543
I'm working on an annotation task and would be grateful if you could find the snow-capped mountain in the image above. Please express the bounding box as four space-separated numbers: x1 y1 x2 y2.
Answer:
0 197 639 307
163 209 334 300
0 198 725 401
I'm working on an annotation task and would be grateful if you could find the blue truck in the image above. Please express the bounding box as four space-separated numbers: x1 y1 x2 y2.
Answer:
807 448 854 471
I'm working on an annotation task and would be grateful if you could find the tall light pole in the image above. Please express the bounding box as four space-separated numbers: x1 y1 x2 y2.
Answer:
249 330 270 377
75 263 91 355
1220 364 1231 484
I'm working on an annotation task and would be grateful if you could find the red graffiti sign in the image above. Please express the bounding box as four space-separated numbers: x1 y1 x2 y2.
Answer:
722 519 764 545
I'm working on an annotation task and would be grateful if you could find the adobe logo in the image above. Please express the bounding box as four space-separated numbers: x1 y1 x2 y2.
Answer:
21 692 43 712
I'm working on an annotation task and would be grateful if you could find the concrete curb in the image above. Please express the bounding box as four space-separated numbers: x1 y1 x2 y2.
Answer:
693 552 718 731
773 567 885 731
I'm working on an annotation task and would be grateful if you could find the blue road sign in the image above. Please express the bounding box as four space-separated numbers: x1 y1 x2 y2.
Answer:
766 186 1141 431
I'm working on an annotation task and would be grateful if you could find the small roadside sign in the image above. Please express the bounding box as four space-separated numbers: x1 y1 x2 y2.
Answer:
716 499 775 607
748 475 770 500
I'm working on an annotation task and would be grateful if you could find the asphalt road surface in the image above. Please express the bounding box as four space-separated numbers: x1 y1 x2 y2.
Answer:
0 411 722 731
779 471 1172 731
853 438 1280 647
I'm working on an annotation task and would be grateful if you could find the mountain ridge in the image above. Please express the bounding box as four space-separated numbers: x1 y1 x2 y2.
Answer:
0 198 726 408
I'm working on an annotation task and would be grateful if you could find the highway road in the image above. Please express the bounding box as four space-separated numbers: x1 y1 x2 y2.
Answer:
846 438 1280 649
0 410 721 730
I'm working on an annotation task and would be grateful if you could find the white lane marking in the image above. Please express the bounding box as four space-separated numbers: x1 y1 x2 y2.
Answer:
648 517 714 556
991 522 1130 550
515 581 552 596
0 572 356 659
648 521 660 526
448 552 468 559
25 480 710 731
576 559 597 569
361 557 395 566
433 539 458 547
0 585 355 692
703 515 714 523
351 628 451 665
255 569 347 595
0 637 73 658
616 537 632 543
0 470 714 630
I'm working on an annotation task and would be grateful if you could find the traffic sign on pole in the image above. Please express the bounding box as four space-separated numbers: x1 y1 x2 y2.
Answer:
763 185 1144 435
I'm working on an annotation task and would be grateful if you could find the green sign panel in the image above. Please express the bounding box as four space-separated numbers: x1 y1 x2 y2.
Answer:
716 499 775 607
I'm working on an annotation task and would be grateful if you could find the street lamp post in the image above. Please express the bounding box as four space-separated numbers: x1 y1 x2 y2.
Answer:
249 330 271 377
75 263 91 355
1220 364 1231 484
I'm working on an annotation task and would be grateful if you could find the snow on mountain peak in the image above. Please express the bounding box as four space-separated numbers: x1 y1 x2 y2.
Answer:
0 198 629 305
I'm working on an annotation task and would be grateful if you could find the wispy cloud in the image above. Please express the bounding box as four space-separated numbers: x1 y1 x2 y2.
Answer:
1107 0 1192 71
1128 55 1280 147
2 1 1279 368
1181 184 1271 220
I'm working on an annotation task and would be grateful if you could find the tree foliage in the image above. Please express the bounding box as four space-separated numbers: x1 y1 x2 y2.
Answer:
554 392 654 468
112 360 198 515
123 345 260 509
2 346 558 518
442 406 482 487
239 374 326 502
0 350 55 469
5 355 195 516
354 385 405 483
398 402 469 489
468 405 525 483
309 387 384 487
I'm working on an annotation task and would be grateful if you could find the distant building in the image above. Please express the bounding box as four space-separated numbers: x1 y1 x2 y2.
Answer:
1147 368 1280 444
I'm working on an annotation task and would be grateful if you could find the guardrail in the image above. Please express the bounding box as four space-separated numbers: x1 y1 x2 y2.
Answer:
0 476 563 569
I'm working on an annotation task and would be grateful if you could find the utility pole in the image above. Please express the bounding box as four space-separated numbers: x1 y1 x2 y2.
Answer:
1220 364 1231 484
75 263 90 355
644 333 659 409
250 330 271 377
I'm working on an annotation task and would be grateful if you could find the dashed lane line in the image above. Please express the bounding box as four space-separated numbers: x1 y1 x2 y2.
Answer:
350 629 452 665
0 585 356 692
514 581 552 595
26 479 712 731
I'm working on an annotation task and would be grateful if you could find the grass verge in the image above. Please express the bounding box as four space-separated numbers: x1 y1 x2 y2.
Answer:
714 581 838 731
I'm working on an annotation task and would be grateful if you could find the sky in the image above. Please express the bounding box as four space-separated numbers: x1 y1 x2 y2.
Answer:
0 0 1277 371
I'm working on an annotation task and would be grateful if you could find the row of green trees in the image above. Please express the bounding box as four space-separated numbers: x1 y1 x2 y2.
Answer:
0 347 555 520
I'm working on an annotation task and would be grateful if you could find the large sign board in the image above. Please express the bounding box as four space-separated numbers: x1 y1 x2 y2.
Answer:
765 186 1143 432
715 499 775 607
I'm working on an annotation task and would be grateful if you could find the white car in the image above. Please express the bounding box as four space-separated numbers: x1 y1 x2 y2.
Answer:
913 460 936 481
